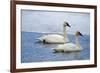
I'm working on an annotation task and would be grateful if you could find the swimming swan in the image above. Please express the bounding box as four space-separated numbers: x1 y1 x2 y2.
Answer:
52 31 83 52
38 21 71 44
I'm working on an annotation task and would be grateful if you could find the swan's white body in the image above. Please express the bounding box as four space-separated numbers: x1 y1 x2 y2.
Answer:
38 34 69 43
52 32 83 52
53 43 83 52
38 22 70 44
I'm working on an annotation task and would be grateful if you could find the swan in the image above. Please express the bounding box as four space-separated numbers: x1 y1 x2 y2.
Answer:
38 21 71 44
52 31 83 52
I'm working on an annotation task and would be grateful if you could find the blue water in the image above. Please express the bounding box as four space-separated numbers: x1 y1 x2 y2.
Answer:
21 32 90 63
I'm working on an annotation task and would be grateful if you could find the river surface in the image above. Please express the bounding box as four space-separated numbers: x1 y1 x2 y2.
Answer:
21 32 90 63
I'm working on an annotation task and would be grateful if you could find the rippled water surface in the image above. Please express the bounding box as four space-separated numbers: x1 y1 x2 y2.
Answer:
21 32 90 63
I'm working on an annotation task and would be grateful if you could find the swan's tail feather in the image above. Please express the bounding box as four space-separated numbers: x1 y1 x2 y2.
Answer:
36 38 43 41
36 35 46 41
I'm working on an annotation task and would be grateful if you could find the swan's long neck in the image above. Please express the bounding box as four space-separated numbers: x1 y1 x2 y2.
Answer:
75 36 80 48
63 26 67 43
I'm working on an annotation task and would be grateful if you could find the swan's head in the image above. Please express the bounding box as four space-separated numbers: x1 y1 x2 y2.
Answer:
75 31 83 37
64 21 71 27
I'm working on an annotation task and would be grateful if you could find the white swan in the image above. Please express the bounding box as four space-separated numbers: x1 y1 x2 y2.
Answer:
38 21 71 44
52 31 83 52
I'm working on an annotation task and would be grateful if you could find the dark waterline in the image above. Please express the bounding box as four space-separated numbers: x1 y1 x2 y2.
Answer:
21 31 90 63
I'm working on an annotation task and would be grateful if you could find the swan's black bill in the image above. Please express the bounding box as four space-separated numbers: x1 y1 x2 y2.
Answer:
64 22 71 27
67 22 71 27
78 31 83 36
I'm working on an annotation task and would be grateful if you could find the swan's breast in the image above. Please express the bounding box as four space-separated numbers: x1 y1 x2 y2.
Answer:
65 43 83 51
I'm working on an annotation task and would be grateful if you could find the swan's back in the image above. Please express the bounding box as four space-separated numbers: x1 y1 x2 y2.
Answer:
53 43 83 52
39 34 69 43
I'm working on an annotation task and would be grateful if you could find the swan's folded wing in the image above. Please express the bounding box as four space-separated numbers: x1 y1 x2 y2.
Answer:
52 43 83 52
44 35 65 43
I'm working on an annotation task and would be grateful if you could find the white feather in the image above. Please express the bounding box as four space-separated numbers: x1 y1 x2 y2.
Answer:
38 34 69 43
53 43 83 52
